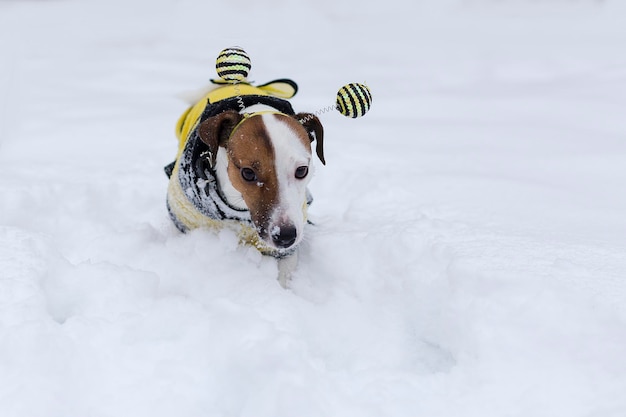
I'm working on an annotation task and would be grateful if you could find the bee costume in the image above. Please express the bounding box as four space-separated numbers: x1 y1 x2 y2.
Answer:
164 69 308 256
165 47 372 258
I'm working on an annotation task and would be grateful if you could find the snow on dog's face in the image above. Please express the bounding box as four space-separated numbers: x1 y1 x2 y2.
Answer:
198 110 324 252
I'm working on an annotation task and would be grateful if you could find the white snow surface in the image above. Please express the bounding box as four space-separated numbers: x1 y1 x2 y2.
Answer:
1 0 626 415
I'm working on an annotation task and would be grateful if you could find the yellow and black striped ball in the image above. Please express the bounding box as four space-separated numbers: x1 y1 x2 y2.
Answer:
336 83 372 118
216 47 251 82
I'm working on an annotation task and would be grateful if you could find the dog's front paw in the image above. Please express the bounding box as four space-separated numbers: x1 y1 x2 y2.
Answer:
277 251 298 289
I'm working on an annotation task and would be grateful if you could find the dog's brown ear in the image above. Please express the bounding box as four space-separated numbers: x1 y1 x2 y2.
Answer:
198 110 243 166
295 113 325 165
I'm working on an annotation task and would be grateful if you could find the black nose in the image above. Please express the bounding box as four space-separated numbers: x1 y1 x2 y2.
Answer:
271 225 297 249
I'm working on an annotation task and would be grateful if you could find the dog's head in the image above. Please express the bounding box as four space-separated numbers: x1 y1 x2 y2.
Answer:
197 110 324 253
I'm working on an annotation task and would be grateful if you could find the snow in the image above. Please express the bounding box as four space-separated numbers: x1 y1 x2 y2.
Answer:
1 0 626 416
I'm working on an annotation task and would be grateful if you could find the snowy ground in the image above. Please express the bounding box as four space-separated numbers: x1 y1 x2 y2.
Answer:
1 0 626 416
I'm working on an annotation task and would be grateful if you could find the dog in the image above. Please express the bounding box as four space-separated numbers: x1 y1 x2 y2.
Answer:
165 80 324 286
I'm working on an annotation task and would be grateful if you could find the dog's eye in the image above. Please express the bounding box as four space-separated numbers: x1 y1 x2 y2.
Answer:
295 166 309 179
241 168 257 182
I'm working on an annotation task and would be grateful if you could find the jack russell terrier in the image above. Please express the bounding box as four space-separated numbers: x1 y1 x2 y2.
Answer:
165 80 324 286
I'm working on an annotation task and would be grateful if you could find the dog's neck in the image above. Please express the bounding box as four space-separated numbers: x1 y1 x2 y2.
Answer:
214 147 246 210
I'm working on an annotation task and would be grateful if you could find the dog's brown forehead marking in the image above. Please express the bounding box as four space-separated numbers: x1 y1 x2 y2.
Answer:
227 115 274 169
225 115 278 231
226 113 311 170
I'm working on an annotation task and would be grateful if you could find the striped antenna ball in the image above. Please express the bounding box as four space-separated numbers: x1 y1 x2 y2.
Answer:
336 83 372 118
216 47 251 82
